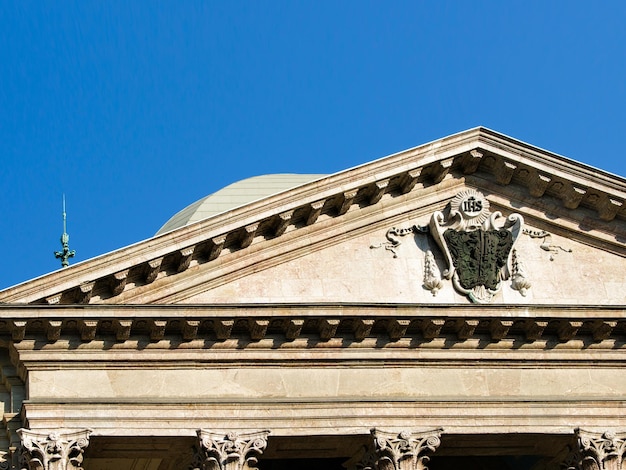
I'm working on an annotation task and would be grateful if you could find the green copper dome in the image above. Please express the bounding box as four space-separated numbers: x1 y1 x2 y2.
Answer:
156 173 326 235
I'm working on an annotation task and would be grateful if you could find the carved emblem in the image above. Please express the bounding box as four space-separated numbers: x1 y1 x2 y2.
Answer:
372 189 525 303
430 190 523 303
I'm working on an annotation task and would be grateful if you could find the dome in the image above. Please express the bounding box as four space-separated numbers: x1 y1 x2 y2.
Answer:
156 173 326 235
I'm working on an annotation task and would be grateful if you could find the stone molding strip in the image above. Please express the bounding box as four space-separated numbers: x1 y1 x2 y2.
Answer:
0 304 624 345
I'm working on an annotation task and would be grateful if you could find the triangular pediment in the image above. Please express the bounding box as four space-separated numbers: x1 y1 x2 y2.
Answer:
1 127 624 306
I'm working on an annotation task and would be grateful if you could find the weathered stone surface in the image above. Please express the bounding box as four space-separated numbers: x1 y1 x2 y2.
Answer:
183 224 624 305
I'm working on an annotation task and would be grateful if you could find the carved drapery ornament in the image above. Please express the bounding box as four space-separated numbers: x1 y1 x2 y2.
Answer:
16 429 91 470
510 248 531 296
523 228 572 260
563 430 626 470
422 250 443 295
370 225 428 258
347 429 442 470
193 430 270 470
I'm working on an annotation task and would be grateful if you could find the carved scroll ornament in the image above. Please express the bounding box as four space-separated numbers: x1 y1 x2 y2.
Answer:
194 430 270 470
17 429 91 470
345 429 443 470
573 430 626 470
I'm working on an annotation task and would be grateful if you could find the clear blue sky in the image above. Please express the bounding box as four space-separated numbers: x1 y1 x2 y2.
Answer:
1 1 625 289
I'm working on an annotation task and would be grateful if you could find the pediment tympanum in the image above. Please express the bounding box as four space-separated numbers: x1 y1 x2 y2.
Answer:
177 203 621 305
0 127 623 306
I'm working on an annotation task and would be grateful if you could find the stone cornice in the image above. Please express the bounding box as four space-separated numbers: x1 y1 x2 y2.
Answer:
0 304 624 347
1 128 624 305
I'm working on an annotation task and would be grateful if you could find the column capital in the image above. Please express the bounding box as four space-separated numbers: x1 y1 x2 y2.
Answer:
344 428 443 470
573 429 626 470
194 430 270 470
17 428 91 470
0 451 9 470
370 428 443 470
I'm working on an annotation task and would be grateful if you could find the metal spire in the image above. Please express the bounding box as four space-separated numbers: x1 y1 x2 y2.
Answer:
54 195 76 268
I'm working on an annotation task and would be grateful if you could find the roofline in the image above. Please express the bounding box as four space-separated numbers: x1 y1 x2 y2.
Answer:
1 127 624 303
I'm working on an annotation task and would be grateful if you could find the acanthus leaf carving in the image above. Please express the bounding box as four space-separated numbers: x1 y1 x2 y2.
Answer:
17 429 91 470
566 429 626 470
370 428 442 470
195 430 270 470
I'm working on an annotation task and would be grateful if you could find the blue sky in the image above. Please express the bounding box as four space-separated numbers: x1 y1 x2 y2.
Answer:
1 1 625 289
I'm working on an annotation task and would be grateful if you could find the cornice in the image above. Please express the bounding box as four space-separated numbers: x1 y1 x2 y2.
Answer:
0 128 624 305
0 303 625 348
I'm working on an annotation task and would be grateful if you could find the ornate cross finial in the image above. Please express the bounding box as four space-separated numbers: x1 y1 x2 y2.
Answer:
54 195 76 268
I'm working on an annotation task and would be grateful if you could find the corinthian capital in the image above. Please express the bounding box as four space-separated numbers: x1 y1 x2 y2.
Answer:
194 430 270 470
16 429 91 470
0 451 9 470
370 428 443 470
572 429 626 470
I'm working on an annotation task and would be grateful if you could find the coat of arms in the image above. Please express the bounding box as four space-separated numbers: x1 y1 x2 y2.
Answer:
429 190 523 303
371 189 526 303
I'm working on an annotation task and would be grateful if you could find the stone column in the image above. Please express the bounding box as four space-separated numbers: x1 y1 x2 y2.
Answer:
16 429 91 470
347 428 443 470
192 430 270 470
564 430 626 470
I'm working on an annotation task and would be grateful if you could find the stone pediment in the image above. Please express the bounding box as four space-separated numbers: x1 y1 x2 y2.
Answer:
0 127 624 306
